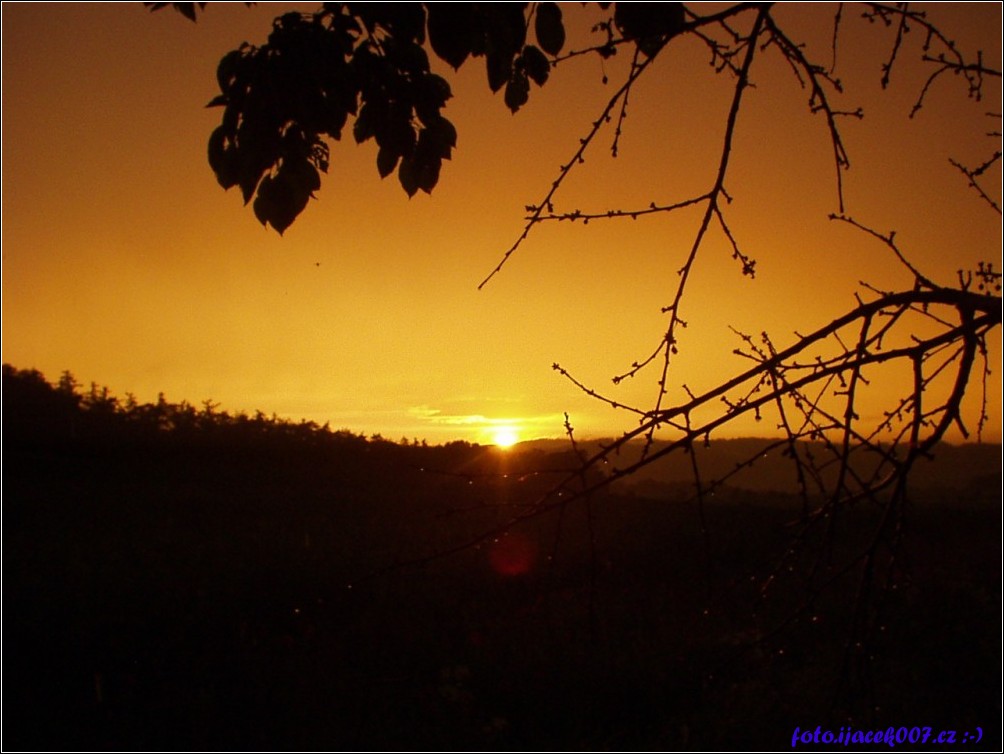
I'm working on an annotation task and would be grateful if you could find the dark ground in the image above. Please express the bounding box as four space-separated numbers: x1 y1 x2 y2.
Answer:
3 366 1000 750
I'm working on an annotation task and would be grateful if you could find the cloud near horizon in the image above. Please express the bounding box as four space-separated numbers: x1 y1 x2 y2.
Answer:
408 405 568 442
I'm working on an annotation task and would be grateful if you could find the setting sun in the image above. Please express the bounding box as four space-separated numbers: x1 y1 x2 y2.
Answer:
491 425 520 448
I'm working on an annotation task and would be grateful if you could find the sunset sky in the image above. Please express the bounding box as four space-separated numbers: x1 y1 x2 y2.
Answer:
3 3 1001 445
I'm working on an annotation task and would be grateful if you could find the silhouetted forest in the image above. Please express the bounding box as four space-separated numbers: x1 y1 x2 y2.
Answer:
3 364 999 750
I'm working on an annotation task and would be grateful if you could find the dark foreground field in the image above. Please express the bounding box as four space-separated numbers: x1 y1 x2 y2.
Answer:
3 367 1000 750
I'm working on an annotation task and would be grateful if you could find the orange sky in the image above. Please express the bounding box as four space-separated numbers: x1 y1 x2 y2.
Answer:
2 3 1001 445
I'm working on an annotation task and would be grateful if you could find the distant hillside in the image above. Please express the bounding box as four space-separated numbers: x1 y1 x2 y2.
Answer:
516 436 1001 506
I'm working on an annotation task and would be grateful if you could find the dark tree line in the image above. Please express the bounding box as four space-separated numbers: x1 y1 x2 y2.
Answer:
3 363 361 448
1 362 586 483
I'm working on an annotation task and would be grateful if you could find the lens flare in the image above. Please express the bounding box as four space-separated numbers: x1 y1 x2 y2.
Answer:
489 533 536 576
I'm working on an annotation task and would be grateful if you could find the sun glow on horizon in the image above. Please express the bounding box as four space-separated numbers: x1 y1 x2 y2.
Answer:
491 425 521 449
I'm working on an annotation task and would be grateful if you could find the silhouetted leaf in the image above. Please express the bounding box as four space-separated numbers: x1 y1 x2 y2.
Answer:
505 69 530 113
486 49 513 93
418 160 441 193
398 155 419 197
414 73 452 126
234 116 281 204
534 2 565 56
220 101 240 133
426 4 474 69
321 102 349 141
324 61 360 119
395 3 428 44
413 134 442 193
418 73 451 108
478 5 526 94
521 45 550 86
386 38 430 76
252 174 276 226
375 104 416 159
238 163 268 205
377 146 399 178
310 139 330 172
253 159 318 234
175 3 198 22
398 131 444 197
614 2 686 57
216 49 242 92
206 93 228 108
350 3 426 44
353 101 379 144
207 126 238 189
290 156 322 193
489 4 528 51
424 117 457 159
